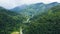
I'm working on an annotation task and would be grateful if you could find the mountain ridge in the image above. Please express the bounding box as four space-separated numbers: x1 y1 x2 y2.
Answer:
11 2 60 17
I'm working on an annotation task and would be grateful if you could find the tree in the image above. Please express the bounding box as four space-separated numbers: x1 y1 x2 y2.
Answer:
24 5 60 34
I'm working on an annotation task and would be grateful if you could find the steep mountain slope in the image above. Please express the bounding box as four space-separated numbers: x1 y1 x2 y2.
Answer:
24 5 60 34
0 7 24 34
11 2 60 17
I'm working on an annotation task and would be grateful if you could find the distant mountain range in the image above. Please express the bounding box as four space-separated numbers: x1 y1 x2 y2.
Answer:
11 2 60 17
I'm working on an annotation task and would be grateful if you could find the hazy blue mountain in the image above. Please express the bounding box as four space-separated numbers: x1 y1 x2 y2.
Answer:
11 2 60 17
46 2 60 9
11 5 28 12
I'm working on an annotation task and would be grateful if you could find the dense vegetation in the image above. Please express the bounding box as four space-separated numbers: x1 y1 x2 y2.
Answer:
0 4 60 34
0 7 25 34
23 5 60 34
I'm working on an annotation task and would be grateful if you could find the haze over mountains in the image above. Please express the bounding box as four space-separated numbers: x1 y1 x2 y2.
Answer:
0 2 60 34
0 2 60 17
11 2 60 17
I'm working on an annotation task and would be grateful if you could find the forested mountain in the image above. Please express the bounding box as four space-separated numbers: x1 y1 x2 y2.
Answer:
23 5 60 34
0 7 25 34
11 2 60 17
0 2 60 34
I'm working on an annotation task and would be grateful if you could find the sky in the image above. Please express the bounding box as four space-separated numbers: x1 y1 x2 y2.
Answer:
0 0 60 9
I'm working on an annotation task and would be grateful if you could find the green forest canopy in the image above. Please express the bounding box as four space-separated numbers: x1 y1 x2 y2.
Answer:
0 5 60 34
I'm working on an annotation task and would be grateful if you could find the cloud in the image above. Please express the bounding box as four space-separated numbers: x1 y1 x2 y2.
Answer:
15 0 60 4
0 0 17 9
0 0 60 9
